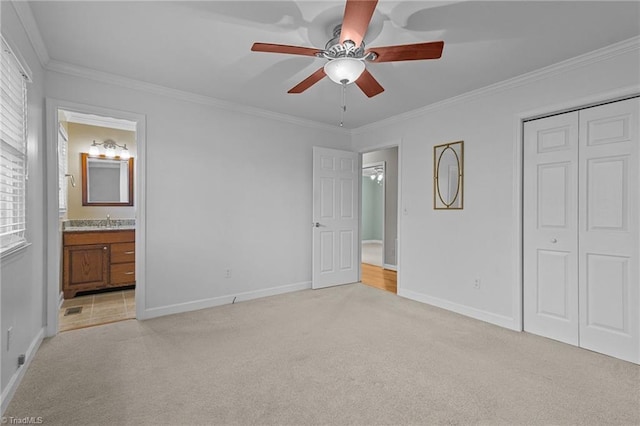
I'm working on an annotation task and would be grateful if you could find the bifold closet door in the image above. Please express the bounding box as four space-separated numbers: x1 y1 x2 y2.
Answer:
523 111 580 346
578 98 639 363
524 97 639 364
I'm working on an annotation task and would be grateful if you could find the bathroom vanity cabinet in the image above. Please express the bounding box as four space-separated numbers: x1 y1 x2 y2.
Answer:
62 230 135 298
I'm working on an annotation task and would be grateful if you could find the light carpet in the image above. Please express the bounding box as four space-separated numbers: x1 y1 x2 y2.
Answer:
5 283 639 425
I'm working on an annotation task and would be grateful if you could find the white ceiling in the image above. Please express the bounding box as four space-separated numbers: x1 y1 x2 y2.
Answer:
29 1 640 129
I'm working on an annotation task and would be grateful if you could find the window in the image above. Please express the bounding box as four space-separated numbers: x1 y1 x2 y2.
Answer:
58 123 69 213
1 36 31 255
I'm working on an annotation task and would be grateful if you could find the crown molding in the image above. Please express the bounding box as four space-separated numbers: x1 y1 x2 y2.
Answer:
351 36 640 135
10 0 50 68
45 60 350 136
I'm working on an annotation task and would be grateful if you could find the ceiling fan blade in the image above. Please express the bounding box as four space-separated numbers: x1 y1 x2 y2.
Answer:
367 41 444 63
288 68 327 94
339 0 378 48
251 43 321 57
355 69 384 98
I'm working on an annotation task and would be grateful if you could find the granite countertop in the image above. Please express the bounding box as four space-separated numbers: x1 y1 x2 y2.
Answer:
62 219 135 232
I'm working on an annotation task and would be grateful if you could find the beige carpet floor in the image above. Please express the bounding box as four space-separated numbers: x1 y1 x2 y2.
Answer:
5 283 639 425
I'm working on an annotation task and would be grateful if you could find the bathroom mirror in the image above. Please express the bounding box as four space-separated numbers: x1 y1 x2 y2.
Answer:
434 141 463 209
81 153 134 206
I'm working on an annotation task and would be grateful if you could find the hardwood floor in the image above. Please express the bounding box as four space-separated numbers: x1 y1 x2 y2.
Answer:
361 263 397 293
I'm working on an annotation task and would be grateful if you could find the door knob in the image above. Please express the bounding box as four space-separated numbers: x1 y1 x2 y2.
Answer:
313 222 321 228
550 238 558 243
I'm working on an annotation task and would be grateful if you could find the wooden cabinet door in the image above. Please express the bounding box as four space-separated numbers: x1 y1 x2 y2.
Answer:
63 243 109 297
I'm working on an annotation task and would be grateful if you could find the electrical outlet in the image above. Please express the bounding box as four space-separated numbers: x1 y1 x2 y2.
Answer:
474 278 481 289
225 269 232 278
7 327 13 351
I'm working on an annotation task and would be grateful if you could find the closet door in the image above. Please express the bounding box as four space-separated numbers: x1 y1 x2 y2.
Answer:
523 112 580 345
578 98 639 363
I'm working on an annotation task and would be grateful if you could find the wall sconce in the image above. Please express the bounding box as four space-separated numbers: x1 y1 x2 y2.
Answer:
88 139 130 159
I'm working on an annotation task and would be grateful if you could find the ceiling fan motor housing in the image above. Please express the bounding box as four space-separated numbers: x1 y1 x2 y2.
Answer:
319 25 376 61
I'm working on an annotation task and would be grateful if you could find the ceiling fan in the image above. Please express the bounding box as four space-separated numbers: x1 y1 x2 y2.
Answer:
251 0 444 98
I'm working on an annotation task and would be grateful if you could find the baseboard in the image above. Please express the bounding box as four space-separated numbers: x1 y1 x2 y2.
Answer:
398 288 517 331
1 327 45 414
58 291 64 309
361 240 382 244
141 281 312 320
383 264 397 271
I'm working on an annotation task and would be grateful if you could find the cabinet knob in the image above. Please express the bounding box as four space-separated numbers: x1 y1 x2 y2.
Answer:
103 246 108 250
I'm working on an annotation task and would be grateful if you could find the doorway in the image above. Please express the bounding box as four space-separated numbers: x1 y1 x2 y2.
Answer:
57 110 137 331
45 99 146 336
361 147 398 293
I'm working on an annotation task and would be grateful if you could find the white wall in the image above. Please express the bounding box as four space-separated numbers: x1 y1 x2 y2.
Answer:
0 2 47 408
352 41 640 329
45 70 350 317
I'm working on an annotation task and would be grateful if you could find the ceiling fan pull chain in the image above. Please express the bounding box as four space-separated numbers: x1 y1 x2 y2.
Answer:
340 81 347 127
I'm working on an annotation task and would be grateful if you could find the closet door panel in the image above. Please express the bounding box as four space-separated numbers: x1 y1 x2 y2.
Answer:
523 112 579 345
579 98 639 363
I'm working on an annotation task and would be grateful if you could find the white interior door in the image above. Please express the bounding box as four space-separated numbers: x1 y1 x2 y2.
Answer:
312 147 359 289
578 98 639 363
524 112 580 345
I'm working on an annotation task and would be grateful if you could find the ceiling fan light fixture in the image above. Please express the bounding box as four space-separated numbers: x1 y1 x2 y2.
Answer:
324 58 365 85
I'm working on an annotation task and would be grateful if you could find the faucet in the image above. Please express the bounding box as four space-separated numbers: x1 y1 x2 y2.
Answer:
106 214 111 228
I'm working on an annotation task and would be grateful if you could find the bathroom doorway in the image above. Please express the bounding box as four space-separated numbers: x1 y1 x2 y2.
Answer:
361 147 398 293
57 110 137 331
45 100 146 336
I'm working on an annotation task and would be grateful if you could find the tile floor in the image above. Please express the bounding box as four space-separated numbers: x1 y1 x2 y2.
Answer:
59 289 135 332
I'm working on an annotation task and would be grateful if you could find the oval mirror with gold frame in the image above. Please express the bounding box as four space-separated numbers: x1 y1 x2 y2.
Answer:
434 140 463 209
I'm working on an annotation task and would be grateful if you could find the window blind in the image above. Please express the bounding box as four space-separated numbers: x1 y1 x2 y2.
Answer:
1 37 28 254
58 124 68 213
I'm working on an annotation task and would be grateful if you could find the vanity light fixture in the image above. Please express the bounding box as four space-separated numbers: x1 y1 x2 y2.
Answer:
88 139 130 160
367 167 384 185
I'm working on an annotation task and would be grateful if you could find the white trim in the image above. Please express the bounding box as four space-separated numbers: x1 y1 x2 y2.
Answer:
1 328 44 414
362 240 382 244
398 289 517 331
45 60 350 136
9 1 50 69
45 98 146 337
383 264 397 271
513 86 640 336
0 242 31 261
58 291 64 309
396 142 402 294
59 110 137 132
140 281 311 320
352 36 640 135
